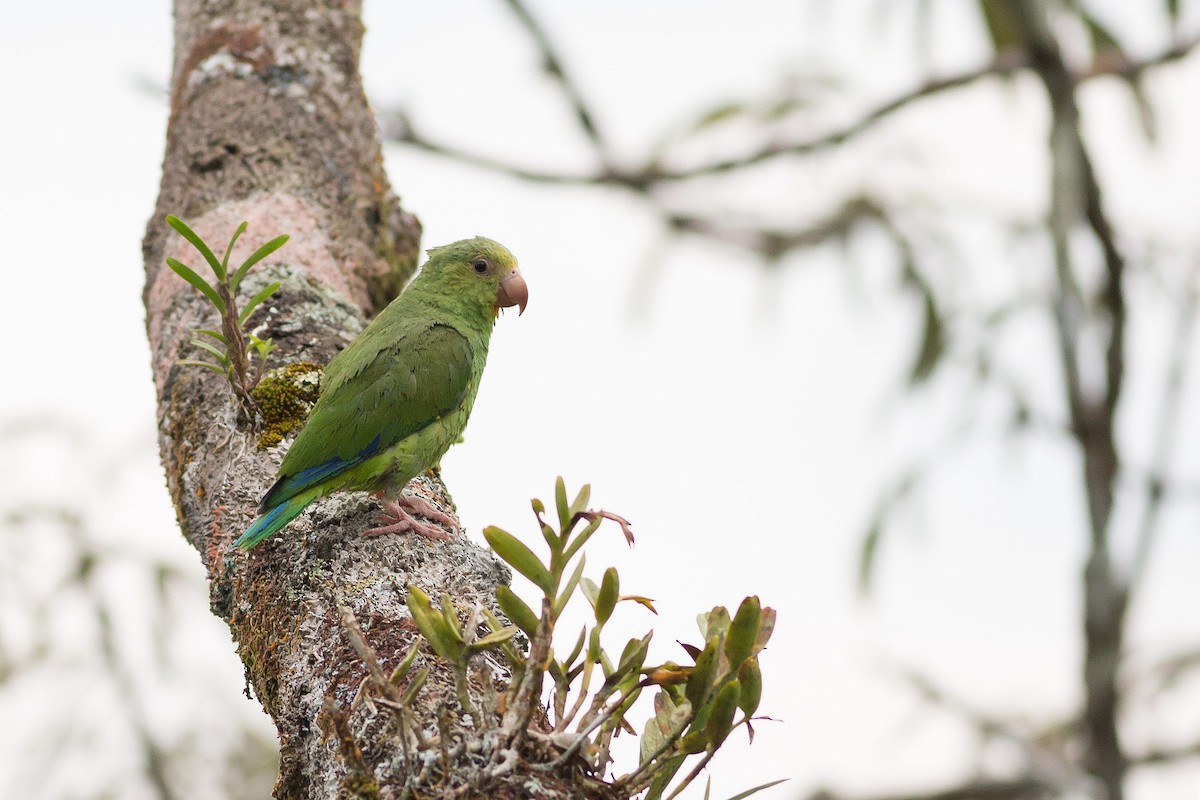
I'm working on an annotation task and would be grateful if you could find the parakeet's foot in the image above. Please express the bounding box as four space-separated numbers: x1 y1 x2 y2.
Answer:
367 493 456 541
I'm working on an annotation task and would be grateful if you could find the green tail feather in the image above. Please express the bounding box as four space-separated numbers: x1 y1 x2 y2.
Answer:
236 495 314 549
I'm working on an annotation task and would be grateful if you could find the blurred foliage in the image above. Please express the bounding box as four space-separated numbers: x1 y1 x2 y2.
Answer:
384 1 1200 798
0 423 277 800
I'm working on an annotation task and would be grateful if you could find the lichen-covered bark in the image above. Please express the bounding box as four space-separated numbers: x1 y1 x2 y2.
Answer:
141 3 589 798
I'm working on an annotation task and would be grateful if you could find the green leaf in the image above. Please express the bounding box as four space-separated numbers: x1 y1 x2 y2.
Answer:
495 585 539 637
651 690 684 738
692 101 746 130
480 608 526 669
1081 9 1124 58
719 779 789 800
725 596 761 668
405 586 463 663
623 594 658 614
468 626 519 653
238 281 281 326
196 329 229 345
166 215 227 280
587 626 602 663
231 233 289 292
439 593 462 640
166 257 226 313
1125 75 1158 143
705 679 741 747
858 512 884 596
680 729 709 755
539 505 560 552
554 553 587 617
907 265 944 385
389 643 421 685
176 359 227 375
978 0 1022 52
595 567 619 625
402 666 430 705
580 577 599 608
569 483 592 518
190 339 229 364
753 607 775 654
612 632 652 682
645 754 686 800
484 526 554 595
685 642 718 708
599 648 615 679
221 221 248 273
250 336 275 360
561 625 587 671
858 472 916 595
641 703 668 764
698 606 731 641
555 475 571 531
736 658 762 717
561 515 603 564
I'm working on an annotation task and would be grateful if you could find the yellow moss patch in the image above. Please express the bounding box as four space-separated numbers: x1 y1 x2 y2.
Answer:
252 361 323 449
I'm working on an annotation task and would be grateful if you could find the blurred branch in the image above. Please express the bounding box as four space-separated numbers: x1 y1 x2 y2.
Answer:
384 34 1200 188
1129 740 1200 766
5 505 178 800
661 33 1200 180
501 0 611 165
805 779 1050 800
1011 4 1131 799
1140 647 1200 694
1129 282 1199 590
1084 32 1200 81
666 195 889 260
382 112 611 186
895 666 1083 794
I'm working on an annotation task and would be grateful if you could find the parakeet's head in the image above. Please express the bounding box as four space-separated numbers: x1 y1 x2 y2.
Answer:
421 237 528 319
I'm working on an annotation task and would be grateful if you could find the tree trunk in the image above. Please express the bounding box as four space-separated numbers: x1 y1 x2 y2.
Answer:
142 3 587 797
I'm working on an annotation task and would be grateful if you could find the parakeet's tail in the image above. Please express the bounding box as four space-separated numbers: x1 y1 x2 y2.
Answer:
235 495 314 549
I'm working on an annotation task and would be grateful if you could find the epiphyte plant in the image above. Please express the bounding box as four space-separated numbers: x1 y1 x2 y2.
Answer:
350 479 780 800
164 214 288 415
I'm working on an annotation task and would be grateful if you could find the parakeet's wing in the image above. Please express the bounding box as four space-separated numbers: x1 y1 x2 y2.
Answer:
261 322 472 509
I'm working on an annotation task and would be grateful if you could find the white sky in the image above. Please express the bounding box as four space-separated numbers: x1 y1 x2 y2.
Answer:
2 1 1199 799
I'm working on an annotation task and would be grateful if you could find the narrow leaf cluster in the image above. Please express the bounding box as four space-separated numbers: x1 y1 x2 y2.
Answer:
164 215 287 415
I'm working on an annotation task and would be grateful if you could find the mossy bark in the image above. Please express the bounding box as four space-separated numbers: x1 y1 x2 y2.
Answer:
142 3 598 798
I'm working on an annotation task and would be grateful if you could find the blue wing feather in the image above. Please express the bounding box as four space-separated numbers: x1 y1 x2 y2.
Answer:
260 435 382 511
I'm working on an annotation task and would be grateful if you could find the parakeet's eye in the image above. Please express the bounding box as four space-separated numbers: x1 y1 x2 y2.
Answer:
472 259 489 274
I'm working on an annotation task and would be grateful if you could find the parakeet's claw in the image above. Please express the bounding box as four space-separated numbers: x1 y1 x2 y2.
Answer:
366 494 455 541
397 492 459 529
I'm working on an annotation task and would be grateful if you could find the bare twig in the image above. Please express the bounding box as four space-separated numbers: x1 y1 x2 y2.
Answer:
1129 739 1200 766
895 666 1081 794
1129 284 1199 590
55 513 179 800
385 36 1200 188
666 195 889 260
500 0 610 164
1011 4 1131 798
803 778 1051 800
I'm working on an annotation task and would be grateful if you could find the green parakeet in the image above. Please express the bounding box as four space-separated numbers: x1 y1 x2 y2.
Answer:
235 237 528 549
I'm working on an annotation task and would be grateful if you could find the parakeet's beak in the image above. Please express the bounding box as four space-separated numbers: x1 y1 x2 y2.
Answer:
496 270 528 315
